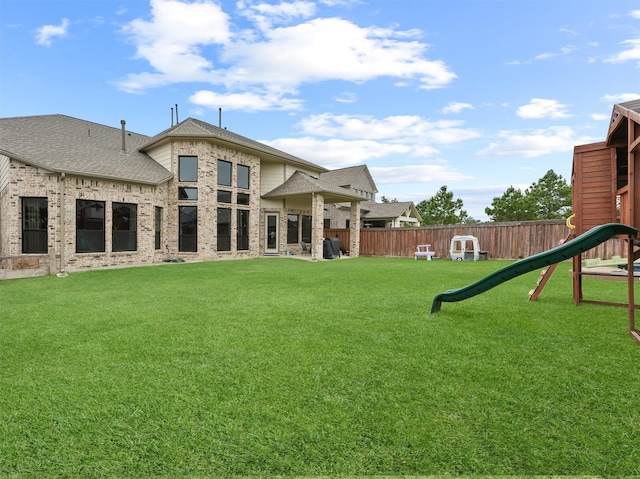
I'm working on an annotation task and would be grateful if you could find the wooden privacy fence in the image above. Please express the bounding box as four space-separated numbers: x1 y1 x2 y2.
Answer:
325 220 629 260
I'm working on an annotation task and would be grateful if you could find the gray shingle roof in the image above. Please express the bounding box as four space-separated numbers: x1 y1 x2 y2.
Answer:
362 201 414 219
607 99 640 145
143 117 327 172
262 170 365 202
0 114 172 184
320 165 366 186
619 98 640 114
320 165 378 193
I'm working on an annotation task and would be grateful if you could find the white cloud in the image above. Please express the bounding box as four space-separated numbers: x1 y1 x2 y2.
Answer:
119 0 457 100
477 126 593 159
333 92 357 104
262 137 413 167
370 164 471 184
297 113 480 144
190 89 304 111
559 26 578 36
260 111 483 169
221 17 456 89
237 0 316 31
116 0 231 92
533 45 576 61
603 5 640 65
605 38 640 66
508 45 576 65
319 0 361 5
442 102 473 114
517 99 571 119
602 93 640 103
35 18 69 46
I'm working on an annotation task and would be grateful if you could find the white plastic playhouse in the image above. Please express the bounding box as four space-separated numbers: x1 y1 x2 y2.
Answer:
450 235 488 261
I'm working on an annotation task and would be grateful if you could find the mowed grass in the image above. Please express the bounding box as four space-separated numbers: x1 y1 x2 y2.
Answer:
1 256 640 477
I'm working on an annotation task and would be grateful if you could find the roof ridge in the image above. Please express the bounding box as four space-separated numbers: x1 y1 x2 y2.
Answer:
140 117 327 172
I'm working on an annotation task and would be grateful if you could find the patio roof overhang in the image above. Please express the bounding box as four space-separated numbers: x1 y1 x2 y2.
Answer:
262 170 366 203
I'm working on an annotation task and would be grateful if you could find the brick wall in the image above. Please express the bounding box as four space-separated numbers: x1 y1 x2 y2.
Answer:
1 140 265 276
167 140 262 259
61 176 167 271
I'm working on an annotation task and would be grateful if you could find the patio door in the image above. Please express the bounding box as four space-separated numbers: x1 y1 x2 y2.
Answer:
265 213 279 254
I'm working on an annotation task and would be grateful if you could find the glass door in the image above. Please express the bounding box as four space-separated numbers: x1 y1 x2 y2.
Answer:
265 213 279 254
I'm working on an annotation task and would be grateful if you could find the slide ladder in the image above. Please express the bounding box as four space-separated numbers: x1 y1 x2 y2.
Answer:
528 233 573 301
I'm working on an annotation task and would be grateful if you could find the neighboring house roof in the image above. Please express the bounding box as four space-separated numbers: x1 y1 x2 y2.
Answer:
262 170 366 202
320 165 378 193
0 114 172 185
362 201 423 222
142 117 327 172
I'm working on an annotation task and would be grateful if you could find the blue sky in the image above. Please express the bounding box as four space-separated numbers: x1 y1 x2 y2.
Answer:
1 0 640 220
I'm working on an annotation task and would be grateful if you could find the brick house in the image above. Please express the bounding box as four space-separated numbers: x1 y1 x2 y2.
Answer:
0 114 366 277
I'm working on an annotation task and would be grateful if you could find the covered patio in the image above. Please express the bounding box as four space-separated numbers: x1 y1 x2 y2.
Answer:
262 171 366 260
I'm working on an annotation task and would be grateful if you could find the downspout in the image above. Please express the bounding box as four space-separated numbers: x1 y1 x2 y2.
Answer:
311 192 315 260
57 172 67 277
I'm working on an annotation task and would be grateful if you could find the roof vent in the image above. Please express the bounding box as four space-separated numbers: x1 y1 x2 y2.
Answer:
120 120 126 152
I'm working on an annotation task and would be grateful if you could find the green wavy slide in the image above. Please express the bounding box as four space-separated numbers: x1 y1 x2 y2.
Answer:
431 223 639 313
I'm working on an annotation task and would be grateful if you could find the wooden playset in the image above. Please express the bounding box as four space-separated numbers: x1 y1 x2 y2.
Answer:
568 99 640 342
511 99 640 320
431 100 640 344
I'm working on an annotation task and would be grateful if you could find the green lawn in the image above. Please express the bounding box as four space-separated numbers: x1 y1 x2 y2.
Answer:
1 257 640 477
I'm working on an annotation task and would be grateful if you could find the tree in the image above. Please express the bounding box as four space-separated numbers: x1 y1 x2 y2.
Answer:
417 185 471 225
380 195 398 203
527 169 572 219
484 186 535 222
485 169 571 222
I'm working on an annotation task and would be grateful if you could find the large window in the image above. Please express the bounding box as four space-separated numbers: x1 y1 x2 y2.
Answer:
179 156 198 182
155 207 162 250
22 197 48 254
77 200 105 253
238 164 250 189
237 210 249 251
217 208 231 252
287 214 299 244
179 206 197 252
112 202 137 252
218 160 232 186
301 215 312 243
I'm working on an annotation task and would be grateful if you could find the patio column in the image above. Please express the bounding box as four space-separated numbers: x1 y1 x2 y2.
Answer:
349 201 360 257
311 192 325 260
